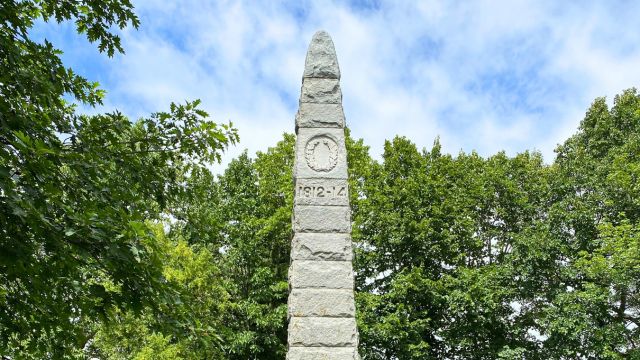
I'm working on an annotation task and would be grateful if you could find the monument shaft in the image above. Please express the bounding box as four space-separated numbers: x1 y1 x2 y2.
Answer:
287 31 359 359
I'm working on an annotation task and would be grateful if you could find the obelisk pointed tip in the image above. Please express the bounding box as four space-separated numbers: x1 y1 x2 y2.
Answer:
303 30 340 79
311 30 333 42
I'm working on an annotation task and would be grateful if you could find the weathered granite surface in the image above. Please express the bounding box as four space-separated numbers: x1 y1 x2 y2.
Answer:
291 233 353 261
287 30 360 359
300 78 342 104
302 30 341 79
289 260 354 289
289 289 355 317
296 103 345 129
288 317 358 347
287 347 359 360
292 205 351 233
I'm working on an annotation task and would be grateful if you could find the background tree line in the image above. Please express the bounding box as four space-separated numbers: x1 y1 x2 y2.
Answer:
1 1 638 359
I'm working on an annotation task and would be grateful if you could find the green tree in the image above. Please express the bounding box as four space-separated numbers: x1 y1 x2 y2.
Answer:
0 1 237 357
352 136 548 359
353 89 640 359
528 89 640 359
90 135 295 359
214 136 294 359
89 225 230 359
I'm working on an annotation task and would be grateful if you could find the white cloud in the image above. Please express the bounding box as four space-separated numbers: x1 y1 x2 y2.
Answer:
42 0 640 166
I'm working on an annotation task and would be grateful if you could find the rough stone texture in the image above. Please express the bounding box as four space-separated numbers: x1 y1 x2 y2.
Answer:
289 260 354 289
294 128 347 179
291 233 352 261
300 78 342 104
288 30 360 360
293 205 350 233
288 317 357 347
296 103 345 129
289 289 355 317
303 31 341 79
294 178 349 206
287 347 359 360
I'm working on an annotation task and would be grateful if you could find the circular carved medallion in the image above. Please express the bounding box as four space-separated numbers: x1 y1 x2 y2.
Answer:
305 135 339 172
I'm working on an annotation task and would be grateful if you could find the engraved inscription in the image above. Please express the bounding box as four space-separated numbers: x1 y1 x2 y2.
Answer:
294 179 349 206
305 135 338 172
297 185 347 198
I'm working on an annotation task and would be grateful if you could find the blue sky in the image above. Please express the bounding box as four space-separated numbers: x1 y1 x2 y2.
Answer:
32 0 640 167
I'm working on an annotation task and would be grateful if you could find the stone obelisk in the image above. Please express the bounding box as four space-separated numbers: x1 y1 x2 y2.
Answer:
287 31 359 360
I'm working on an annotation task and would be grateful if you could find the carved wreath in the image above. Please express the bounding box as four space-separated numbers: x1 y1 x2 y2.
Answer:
305 136 339 172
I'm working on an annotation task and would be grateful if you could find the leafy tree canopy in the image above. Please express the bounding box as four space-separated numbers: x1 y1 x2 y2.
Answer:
1 1 237 357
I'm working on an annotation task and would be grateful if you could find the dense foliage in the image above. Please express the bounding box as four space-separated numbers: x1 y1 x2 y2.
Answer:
353 90 640 359
2 1 639 359
1 1 237 358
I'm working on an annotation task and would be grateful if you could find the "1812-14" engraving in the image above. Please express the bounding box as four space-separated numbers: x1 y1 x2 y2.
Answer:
297 185 346 198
